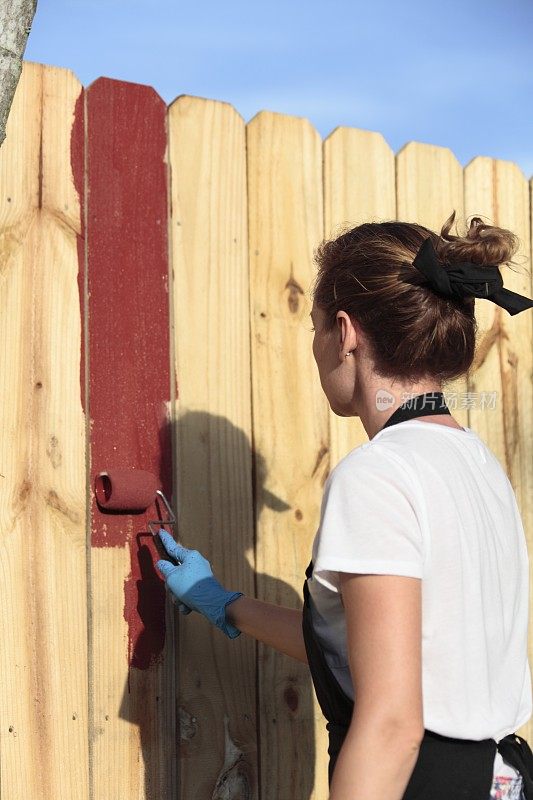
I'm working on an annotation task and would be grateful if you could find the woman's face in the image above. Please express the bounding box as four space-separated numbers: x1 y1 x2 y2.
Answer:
310 302 359 417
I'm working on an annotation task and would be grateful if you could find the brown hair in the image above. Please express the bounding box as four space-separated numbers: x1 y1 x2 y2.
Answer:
311 211 523 384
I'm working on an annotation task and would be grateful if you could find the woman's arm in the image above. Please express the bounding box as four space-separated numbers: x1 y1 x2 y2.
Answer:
226 596 308 664
329 572 424 800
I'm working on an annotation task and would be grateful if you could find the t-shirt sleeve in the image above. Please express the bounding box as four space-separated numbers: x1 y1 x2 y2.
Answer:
312 448 425 593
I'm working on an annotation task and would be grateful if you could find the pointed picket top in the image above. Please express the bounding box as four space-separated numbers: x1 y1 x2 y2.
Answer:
168 92 245 123
86 74 165 106
247 107 321 142
323 125 396 237
465 153 528 184
246 109 322 257
396 138 459 160
167 95 246 177
24 58 82 86
324 123 391 149
396 139 463 229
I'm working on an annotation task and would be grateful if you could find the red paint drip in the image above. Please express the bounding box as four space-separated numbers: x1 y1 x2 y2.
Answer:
124 536 167 670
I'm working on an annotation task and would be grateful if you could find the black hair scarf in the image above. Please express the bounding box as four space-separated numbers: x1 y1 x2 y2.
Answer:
412 237 533 316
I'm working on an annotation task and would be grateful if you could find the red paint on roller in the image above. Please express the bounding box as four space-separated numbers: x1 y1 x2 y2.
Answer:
83 78 171 670
94 469 160 511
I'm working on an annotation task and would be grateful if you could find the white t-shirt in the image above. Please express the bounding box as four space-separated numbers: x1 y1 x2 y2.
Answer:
307 419 532 786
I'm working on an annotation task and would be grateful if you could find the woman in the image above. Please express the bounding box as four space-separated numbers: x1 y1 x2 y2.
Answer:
156 212 533 799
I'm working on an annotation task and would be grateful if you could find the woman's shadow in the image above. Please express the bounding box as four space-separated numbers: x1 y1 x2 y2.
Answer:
118 409 320 799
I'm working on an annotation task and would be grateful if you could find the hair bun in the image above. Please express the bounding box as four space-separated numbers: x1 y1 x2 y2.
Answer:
437 210 520 268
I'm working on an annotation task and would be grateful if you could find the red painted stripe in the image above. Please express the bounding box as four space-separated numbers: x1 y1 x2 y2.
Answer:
84 77 171 670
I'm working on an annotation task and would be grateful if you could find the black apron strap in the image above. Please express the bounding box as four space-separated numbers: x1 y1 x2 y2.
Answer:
381 391 450 429
302 562 353 732
302 560 353 786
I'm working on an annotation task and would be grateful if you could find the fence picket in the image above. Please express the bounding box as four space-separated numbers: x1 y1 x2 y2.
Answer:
0 62 89 799
247 110 329 799
168 94 257 799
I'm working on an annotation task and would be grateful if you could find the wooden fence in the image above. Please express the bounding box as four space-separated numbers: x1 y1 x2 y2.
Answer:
0 60 531 800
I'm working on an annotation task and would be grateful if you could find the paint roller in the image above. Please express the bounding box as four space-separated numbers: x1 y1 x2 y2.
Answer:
94 468 180 564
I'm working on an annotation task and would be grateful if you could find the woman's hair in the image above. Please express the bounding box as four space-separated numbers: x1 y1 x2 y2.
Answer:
311 211 522 384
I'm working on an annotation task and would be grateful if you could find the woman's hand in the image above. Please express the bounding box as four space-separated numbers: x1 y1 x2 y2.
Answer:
155 529 244 639
156 530 307 661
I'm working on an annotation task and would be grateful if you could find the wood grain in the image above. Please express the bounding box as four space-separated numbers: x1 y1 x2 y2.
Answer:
168 95 257 799
0 62 89 799
247 110 329 800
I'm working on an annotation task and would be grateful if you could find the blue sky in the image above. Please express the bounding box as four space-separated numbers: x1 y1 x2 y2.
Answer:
25 0 533 177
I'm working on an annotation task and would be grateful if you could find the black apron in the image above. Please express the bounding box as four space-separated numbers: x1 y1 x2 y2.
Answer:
302 392 533 798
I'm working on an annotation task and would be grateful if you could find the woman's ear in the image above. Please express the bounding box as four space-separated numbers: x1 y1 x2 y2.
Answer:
336 311 358 357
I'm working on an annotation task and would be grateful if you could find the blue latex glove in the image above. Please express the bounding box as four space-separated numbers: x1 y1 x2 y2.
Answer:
155 529 244 639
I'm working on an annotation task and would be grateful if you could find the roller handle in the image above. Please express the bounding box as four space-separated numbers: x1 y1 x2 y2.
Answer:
94 468 180 567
